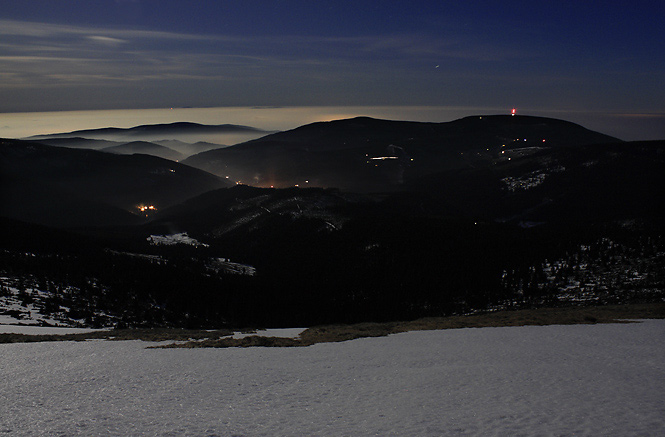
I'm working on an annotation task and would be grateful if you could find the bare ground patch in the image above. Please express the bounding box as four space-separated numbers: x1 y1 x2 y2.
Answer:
0 327 234 344
2 303 662 347
155 302 665 349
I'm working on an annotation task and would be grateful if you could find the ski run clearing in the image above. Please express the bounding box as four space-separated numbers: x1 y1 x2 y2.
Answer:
1 320 663 435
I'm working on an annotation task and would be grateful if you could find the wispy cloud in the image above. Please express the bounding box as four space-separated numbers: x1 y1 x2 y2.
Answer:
0 19 222 42
0 18 541 110
86 36 128 46
0 18 527 68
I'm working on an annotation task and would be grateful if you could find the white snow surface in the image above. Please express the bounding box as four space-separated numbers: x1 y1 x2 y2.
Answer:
1 320 664 436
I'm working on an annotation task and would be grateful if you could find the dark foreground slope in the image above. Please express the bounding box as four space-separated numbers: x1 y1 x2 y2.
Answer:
2 181 662 329
0 139 230 227
399 140 665 223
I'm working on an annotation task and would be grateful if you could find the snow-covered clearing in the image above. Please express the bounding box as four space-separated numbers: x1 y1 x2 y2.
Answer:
147 232 208 247
1 320 663 436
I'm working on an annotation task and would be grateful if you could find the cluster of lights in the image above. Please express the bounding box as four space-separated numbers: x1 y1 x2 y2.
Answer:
138 205 156 212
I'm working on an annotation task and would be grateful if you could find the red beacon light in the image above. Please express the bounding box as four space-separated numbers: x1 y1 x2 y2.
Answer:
511 108 516 116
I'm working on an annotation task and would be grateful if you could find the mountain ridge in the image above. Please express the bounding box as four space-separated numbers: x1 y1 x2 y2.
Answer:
183 115 623 191
26 121 272 140
0 139 230 227
102 141 184 161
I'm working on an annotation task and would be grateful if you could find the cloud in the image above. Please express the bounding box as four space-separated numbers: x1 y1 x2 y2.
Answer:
0 19 237 44
0 18 541 111
0 18 526 63
0 19 57 37
611 113 665 119
86 36 128 46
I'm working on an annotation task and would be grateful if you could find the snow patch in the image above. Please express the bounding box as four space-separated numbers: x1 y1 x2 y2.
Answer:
147 232 209 247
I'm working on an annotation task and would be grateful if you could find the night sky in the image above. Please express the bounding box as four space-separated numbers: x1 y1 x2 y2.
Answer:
1 0 663 139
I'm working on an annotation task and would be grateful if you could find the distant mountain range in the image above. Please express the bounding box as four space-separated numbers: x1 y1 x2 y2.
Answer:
36 137 225 159
26 121 274 158
183 115 621 191
3 115 658 228
34 137 123 150
1 115 662 329
27 121 269 140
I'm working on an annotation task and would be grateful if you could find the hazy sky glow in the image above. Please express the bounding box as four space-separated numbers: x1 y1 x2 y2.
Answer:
1 1 664 140
1 106 508 138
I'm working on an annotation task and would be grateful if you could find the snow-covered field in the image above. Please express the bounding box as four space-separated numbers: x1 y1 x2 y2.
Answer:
1 320 663 436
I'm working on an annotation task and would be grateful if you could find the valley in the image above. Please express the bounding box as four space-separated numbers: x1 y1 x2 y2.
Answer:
1 115 663 330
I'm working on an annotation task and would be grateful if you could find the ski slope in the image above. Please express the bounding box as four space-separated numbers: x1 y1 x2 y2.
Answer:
1 320 663 435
